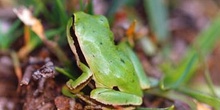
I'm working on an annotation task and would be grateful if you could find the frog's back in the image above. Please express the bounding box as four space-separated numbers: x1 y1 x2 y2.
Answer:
74 12 143 96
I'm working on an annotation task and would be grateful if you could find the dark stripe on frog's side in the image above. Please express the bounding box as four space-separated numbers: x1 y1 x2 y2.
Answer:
69 15 88 67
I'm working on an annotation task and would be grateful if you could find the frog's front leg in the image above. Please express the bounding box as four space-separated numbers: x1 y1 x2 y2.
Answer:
90 88 142 106
66 62 93 93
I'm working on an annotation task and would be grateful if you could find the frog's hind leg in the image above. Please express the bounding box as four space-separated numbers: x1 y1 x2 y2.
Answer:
90 88 142 106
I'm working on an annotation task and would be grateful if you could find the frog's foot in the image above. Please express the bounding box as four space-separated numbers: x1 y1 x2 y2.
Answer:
66 63 93 93
90 88 142 106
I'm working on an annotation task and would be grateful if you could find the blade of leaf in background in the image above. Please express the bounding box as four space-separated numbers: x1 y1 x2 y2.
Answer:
191 18 220 54
136 105 174 110
160 14 220 89
79 0 86 11
55 67 75 80
0 20 22 49
144 0 169 42
138 36 157 56
86 0 94 15
18 28 64 58
106 0 126 21
3 0 68 50
177 87 220 109
27 0 68 45
20 0 68 27
146 88 197 109
190 84 220 97
106 0 137 24
0 1 49 49
29 28 64 49
79 0 94 15
160 53 198 90
47 0 68 45
54 0 68 26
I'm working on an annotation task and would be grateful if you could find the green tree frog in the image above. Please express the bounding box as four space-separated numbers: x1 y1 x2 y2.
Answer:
66 12 150 106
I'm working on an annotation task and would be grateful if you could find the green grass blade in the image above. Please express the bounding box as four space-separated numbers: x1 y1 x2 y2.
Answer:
192 15 220 54
136 105 174 110
28 27 64 52
0 20 21 49
106 0 135 23
55 67 75 79
144 0 169 42
54 0 68 26
178 87 220 109
146 88 197 109
79 0 85 11
87 0 94 15
160 53 198 90
161 14 220 90
106 0 126 17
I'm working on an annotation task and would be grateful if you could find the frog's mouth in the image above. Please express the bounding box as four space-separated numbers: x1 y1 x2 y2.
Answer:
69 15 89 67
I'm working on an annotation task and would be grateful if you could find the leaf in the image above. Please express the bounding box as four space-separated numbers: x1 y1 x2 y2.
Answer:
17 28 64 59
106 0 137 23
177 87 220 109
160 14 220 90
144 0 169 42
145 88 197 109
0 20 21 49
138 37 157 56
160 53 198 90
55 67 75 79
193 14 220 54
86 0 94 15
136 105 174 110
